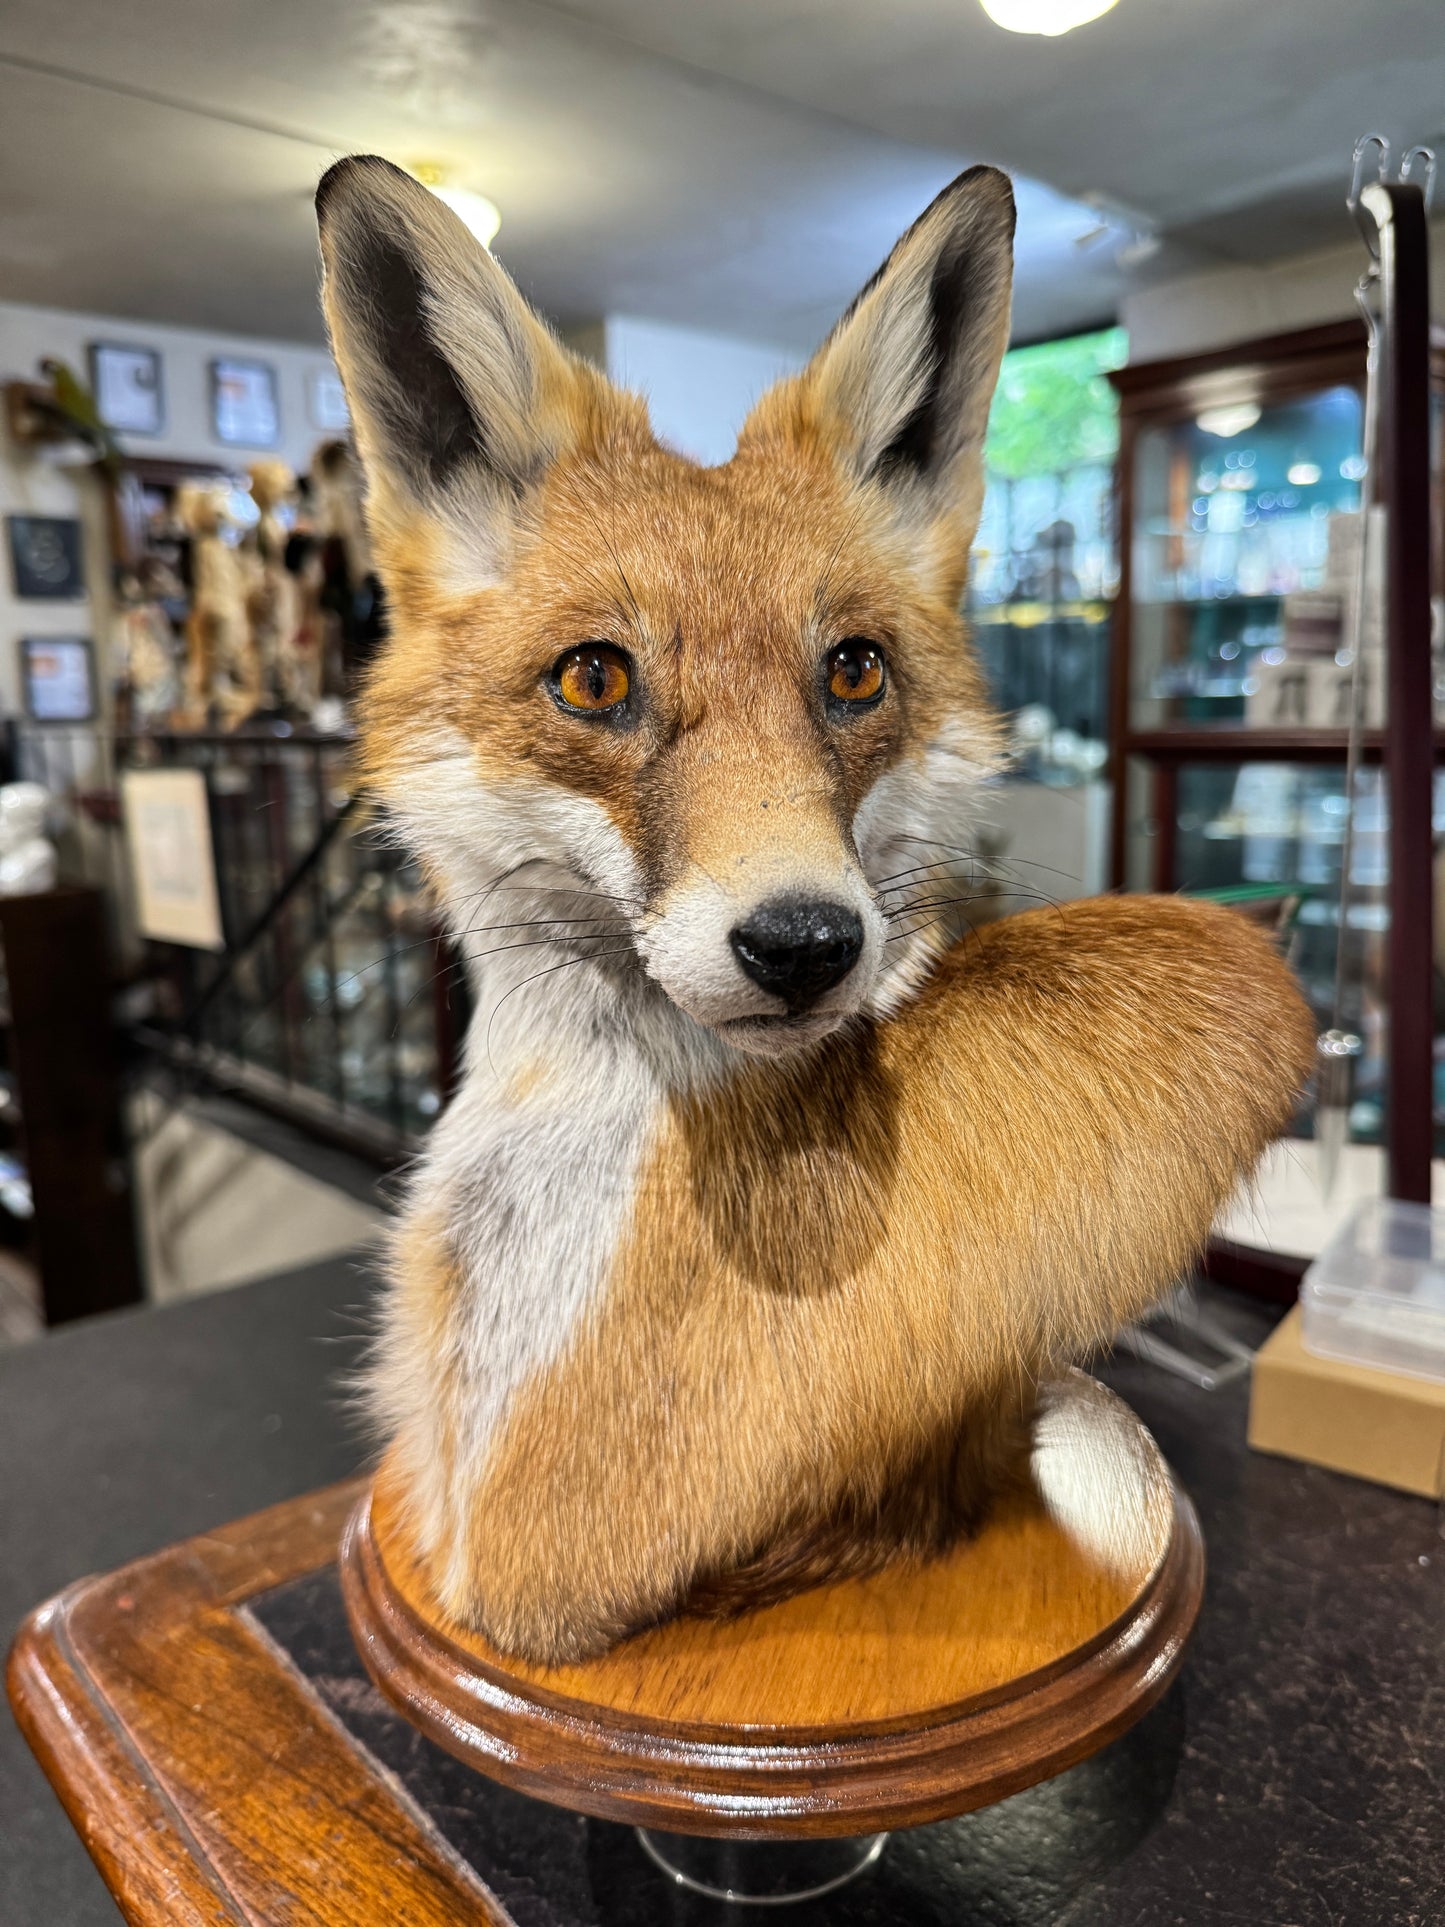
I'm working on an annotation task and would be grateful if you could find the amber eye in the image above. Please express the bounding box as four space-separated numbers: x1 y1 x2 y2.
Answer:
552 643 631 714
825 639 886 707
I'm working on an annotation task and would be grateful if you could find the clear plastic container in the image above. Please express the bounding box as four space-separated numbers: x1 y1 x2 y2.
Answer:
1300 1198 1445 1385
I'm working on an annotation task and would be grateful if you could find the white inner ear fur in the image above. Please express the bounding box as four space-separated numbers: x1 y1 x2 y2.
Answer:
794 174 1013 547
812 241 949 478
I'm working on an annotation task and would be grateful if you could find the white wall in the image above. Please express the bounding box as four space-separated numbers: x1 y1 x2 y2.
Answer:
0 298 343 715
1122 221 1445 364
600 315 804 465
0 299 341 472
0 448 112 719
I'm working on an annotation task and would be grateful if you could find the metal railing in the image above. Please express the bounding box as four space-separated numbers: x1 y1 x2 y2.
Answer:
9 721 462 1162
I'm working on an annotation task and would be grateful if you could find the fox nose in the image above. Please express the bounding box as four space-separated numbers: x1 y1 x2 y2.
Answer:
729 896 864 1009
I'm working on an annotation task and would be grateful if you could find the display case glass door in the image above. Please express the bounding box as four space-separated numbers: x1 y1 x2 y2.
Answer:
1137 755 1442 1160
1129 385 1366 737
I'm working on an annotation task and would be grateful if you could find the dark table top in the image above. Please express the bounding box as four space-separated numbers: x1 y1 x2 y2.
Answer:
3 1271 1441 1927
0 1255 379 1927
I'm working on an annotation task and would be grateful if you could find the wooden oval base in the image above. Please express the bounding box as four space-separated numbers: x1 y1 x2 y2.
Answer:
340 1373 1204 1838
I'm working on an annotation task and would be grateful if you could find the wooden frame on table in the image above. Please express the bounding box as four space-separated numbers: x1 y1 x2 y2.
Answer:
6 1481 507 1926
7 1405 1203 1918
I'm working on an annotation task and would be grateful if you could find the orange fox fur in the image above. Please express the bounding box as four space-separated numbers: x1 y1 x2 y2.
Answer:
316 156 1315 1664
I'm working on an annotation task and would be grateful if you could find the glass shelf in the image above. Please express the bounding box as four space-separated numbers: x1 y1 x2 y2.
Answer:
1135 592 1287 608
972 599 1111 627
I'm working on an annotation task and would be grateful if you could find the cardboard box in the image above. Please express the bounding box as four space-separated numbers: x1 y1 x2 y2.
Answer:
1248 1305 1445 1498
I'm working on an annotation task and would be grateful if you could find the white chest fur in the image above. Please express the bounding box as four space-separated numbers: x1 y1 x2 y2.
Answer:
375 949 722 1599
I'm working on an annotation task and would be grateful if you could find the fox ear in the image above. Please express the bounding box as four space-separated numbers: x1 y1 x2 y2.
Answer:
745 166 1014 578
315 155 592 583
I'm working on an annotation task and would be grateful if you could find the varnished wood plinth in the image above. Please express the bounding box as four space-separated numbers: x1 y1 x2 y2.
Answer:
341 1372 1205 1838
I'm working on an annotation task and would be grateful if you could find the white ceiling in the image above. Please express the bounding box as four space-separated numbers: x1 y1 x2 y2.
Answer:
0 0 1441 356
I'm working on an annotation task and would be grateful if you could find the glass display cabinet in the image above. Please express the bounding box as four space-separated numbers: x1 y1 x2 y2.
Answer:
1107 318 1445 1287
970 463 1114 785
1109 318 1445 888
968 327 1125 790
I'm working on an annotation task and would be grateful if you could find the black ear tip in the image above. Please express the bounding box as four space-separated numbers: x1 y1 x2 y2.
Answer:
315 154 417 223
955 163 1016 227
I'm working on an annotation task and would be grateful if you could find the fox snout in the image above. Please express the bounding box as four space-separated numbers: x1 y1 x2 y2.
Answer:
730 897 865 1008
638 837 886 1057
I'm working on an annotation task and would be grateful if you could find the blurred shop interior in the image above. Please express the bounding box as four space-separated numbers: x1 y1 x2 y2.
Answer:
0 0 1443 1341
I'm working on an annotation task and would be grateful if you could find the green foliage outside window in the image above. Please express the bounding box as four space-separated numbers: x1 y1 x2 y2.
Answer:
983 325 1128 481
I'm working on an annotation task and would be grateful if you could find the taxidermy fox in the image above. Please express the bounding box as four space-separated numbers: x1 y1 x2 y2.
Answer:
317 156 1314 1664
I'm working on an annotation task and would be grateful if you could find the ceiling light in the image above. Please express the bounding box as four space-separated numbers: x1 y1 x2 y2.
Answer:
980 0 1119 35
409 164 501 248
1196 403 1262 439
431 185 501 248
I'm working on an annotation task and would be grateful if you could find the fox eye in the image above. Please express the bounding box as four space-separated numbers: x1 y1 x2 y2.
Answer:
552 643 631 714
825 639 886 708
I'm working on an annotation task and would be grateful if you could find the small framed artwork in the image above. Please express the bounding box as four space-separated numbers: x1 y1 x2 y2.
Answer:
307 366 350 432
121 767 225 951
6 515 85 600
89 341 165 436
211 357 280 448
20 636 97 723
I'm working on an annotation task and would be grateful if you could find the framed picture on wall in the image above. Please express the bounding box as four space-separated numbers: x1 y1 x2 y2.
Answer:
121 767 225 951
20 636 97 723
211 358 280 447
307 366 350 431
89 341 165 436
6 515 85 600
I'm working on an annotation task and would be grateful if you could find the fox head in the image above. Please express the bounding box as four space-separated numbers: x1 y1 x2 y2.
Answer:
317 157 1014 1061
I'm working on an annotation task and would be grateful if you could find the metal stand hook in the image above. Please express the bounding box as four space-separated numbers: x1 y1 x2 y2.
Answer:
1348 132 1392 256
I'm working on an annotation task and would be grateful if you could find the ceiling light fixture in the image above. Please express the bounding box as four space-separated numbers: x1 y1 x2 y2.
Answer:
980 0 1119 36
431 185 502 248
410 163 502 248
1196 403 1262 439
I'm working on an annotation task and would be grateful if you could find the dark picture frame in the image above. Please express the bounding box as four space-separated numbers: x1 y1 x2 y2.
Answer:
20 636 97 723
88 341 165 437
6 515 85 601
211 358 280 448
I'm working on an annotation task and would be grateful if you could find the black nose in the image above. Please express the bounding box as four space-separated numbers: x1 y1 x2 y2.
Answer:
729 897 864 1009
